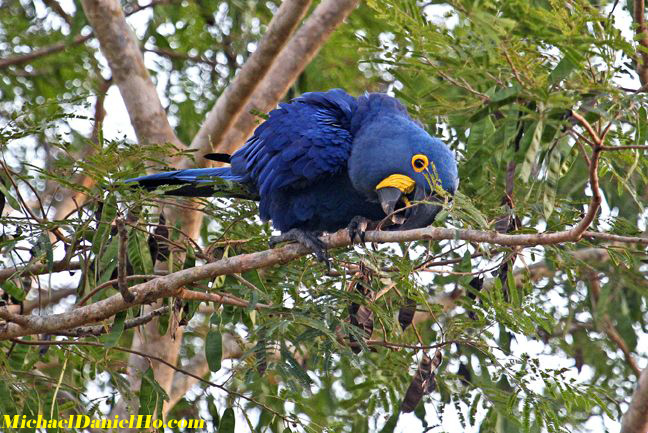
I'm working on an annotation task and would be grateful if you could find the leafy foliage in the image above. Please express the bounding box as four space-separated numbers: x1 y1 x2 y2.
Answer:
1 0 647 432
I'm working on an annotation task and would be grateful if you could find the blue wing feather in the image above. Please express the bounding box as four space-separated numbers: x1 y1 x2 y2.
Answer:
230 89 358 221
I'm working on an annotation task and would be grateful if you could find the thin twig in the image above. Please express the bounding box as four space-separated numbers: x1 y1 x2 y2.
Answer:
599 145 648 151
502 49 524 86
54 306 170 337
77 274 159 306
178 288 271 309
0 1 173 70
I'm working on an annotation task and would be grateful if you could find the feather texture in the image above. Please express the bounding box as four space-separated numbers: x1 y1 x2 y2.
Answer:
127 89 458 233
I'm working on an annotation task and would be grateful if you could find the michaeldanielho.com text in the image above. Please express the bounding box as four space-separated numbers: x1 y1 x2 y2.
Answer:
3 414 205 429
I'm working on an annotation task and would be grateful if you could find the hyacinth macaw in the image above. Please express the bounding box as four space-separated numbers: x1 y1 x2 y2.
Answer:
128 89 458 260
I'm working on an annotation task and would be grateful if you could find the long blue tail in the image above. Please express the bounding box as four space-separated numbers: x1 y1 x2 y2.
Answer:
126 168 255 199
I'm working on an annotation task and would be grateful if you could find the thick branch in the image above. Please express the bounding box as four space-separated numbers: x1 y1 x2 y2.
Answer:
80 0 181 146
0 1 167 70
634 0 648 87
622 367 648 433
216 0 361 154
0 260 82 284
420 247 611 319
189 0 312 160
0 226 639 340
0 35 92 70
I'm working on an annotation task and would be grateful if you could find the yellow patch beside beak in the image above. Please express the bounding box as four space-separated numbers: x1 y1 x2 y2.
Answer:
375 174 415 194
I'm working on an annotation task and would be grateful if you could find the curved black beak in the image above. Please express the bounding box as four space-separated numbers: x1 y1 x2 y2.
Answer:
376 183 441 231
397 184 441 230
376 187 407 225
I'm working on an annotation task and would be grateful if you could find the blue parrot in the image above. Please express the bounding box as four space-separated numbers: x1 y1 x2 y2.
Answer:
127 89 458 260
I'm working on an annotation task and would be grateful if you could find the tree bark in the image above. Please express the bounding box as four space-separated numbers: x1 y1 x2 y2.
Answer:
188 0 313 160
80 2 185 427
216 0 361 155
622 367 648 433
81 0 181 147
634 0 648 87
2 227 645 341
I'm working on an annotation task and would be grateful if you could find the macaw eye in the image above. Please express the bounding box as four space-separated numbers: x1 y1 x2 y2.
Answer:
411 154 429 172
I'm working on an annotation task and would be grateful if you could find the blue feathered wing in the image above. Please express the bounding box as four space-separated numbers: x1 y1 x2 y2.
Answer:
230 89 358 221
126 89 362 226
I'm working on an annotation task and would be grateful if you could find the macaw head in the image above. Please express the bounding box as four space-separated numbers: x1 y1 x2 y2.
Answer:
348 97 458 230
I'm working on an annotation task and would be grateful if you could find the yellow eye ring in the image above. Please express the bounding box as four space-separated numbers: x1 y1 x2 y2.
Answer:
411 154 429 172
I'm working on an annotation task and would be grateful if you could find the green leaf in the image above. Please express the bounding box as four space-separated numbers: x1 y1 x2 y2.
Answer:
128 228 154 275
207 395 220 426
491 84 520 103
35 232 54 276
183 244 196 269
205 330 223 372
0 177 20 211
1 280 25 302
8 337 29 370
219 407 235 433
507 268 519 307
544 135 570 218
379 413 399 433
91 193 117 256
549 56 578 84
520 120 544 183
102 310 127 347
139 367 169 417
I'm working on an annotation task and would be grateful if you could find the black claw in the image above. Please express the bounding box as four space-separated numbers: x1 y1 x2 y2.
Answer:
268 237 280 249
269 229 329 265
347 216 371 244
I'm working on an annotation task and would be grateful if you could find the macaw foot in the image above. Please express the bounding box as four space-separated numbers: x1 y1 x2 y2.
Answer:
346 216 375 244
269 229 329 264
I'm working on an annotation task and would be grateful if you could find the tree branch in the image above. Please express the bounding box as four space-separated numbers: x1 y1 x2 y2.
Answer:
215 0 361 155
634 0 648 87
0 224 638 341
0 35 92 70
0 259 82 284
178 288 271 309
80 0 181 146
622 367 648 433
584 231 648 244
53 306 170 337
599 145 648 151
0 1 168 71
188 0 312 159
419 247 612 319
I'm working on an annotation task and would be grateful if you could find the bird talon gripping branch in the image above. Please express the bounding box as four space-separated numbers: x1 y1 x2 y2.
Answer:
269 228 327 259
127 89 458 258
